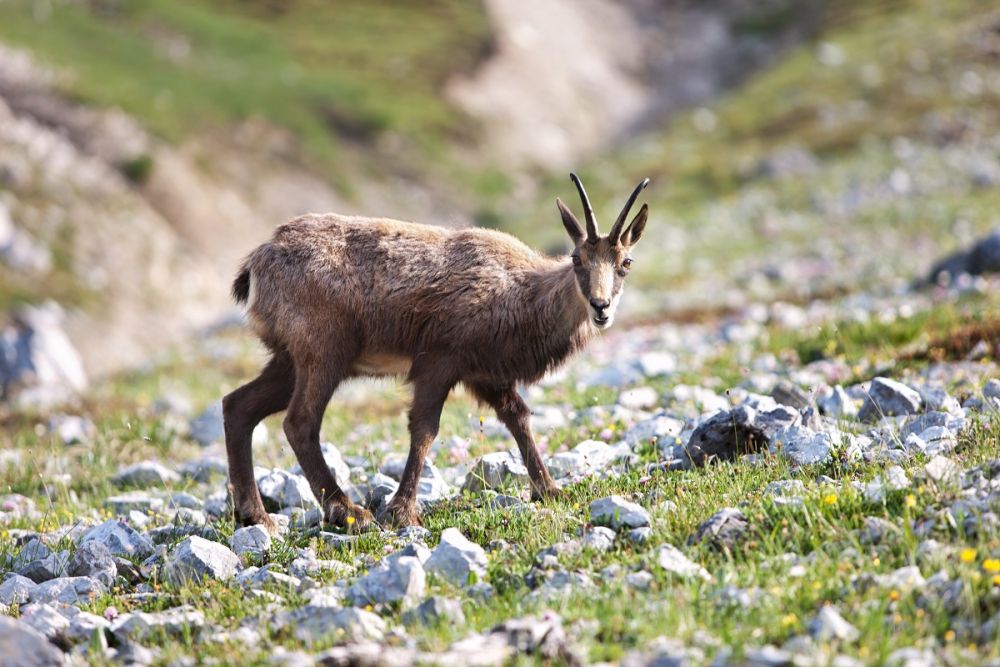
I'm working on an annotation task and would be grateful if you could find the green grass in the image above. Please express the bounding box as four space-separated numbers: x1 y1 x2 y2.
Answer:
3 285 1000 664
0 0 488 177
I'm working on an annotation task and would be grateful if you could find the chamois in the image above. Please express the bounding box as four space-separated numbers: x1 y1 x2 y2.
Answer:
223 174 651 529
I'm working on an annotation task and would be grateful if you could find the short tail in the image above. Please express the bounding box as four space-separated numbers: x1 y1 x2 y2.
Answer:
232 267 251 304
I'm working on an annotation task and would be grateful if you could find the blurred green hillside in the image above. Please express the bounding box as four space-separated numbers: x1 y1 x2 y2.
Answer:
0 0 489 172
494 0 1000 308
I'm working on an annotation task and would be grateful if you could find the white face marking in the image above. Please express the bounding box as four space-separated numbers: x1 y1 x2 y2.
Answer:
589 262 619 329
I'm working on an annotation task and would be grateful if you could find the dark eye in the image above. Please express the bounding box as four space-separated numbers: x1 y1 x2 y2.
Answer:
622 258 633 269
571 255 582 267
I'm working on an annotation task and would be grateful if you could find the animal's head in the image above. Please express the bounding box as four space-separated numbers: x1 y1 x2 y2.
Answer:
556 173 650 330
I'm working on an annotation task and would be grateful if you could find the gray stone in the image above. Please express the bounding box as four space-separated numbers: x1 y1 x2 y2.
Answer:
188 402 224 447
0 302 87 408
655 544 711 581
397 526 432 543
68 541 117 588
625 571 654 590
288 548 354 580
683 406 768 465
275 605 386 644
402 596 466 627
110 605 206 641
766 480 806 497
984 379 1000 400
691 508 748 550
17 548 69 583
582 526 616 552
235 564 301 591
18 602 69 640
0 574 37 605
0 612 65 665
178 456 229 482
462 452 529 493
771 426 832 466
489 612 576 662
618 386 658 410
906 426 957 456
744 645 794 667
112 461 180 488
230 525 271 558
387 542 432 566
256 469 319 511
65 611 110 644
79 519 155 559
860 517 899 545
547 439 630 479
48 414 94 446
590 495 650 530
624 415 685 448
167 492 204 511
770 380 813 411
627 526 652 545
30 576 103 605
858 377 922 422
163 536 240 585
817 385 858 418
104 492 164 515
425 528 488 586
925 455 959 485
347 556 425 607
807 606 859 641
885 648 936 667
292 442 351 488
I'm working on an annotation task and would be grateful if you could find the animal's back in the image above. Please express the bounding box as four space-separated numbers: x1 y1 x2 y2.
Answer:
238 214 554 358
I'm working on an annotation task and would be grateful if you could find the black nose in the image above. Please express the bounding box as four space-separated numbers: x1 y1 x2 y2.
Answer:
590 298 610 312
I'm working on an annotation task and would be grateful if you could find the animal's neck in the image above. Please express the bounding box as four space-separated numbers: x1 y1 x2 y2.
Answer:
528 260 590 341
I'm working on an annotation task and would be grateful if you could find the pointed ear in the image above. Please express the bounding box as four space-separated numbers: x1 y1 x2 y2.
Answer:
556 198 584 245
622 203 648 246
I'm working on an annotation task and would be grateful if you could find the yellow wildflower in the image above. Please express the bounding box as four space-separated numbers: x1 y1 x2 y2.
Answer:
993 574 1000 586
904 494 916 508
346 515 356 526
780 613 797 627
960 548 977 563
823 493 837 505
889 590 900 601
983 559 1000 573
944 630 956 642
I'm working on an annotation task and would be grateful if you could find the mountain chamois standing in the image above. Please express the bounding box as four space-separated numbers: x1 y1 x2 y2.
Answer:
223 174 652 529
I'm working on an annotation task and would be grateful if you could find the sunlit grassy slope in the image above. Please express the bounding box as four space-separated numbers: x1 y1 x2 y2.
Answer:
492 0 999 301
0 0 488 169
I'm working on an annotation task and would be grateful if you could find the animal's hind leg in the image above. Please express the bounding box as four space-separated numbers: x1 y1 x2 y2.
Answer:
383 363 456 527
223 349 295 532
468 383 561 501
283 348 372 531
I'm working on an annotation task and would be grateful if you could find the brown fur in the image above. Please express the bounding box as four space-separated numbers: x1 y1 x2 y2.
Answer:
223 176 650 530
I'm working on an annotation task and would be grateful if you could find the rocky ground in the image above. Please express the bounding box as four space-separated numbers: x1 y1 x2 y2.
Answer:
2 255 1000 665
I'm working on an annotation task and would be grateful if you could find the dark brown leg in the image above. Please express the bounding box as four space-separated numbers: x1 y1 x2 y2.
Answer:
223 350 295 531
383 367 455 528
469 383 560 500
283 350 372 531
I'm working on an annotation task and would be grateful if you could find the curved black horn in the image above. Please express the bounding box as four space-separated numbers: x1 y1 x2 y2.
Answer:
569 173 599 243
609 177 650 245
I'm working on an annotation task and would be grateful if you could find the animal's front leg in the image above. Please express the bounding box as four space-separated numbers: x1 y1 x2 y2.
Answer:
382 369 454 528
470 383 561 501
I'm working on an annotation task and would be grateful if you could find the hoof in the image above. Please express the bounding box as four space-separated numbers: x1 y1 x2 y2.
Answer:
235 509 279 535
530 484 562 502
380 501 423 529
327 502 374 533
